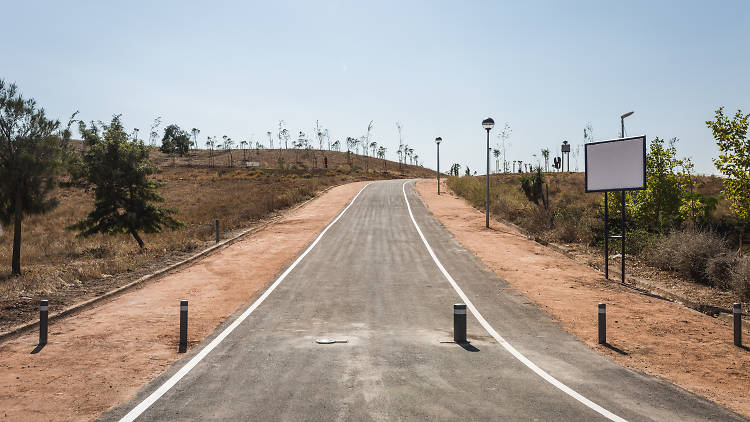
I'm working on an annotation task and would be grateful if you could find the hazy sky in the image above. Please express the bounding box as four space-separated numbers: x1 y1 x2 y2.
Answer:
2 0 748 174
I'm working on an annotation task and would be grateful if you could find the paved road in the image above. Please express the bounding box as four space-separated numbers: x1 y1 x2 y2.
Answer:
103 180 745 421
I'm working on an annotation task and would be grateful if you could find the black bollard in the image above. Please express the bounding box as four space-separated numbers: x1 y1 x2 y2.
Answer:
735 303 742 347
39 300 49 346
215 219 220 244
598 303 606 345
454 303 467 344
179 300 188 353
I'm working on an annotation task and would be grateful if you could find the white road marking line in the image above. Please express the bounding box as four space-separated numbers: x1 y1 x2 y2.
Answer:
401 181 627 422
119 182 372 422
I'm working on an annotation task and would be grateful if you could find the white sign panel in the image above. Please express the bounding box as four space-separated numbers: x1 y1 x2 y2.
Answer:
585 136 646 192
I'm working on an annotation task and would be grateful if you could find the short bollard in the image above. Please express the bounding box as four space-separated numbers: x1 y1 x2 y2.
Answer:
39 300 49 346
735 303 742 347
454 304 467 344
179 300 188 353
215 219 220 244
598 303 606 345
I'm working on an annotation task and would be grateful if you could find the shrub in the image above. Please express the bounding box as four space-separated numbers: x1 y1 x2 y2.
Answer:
732 256 750 300
706 253 738 290
646 229 728 284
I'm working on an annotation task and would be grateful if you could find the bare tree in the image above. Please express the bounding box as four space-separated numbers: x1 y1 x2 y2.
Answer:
396 121 403 167
266 131 273 149
148 116 162 147
498 122 512 172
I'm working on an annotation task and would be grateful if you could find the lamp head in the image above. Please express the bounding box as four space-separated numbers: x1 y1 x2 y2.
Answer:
621 111 634 119
482 117 495 130
435 137 442 144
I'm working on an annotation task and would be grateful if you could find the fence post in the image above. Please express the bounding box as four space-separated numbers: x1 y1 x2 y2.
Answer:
454 304 467 344
39 300 49 346
598 303 606 345
179 300 188 353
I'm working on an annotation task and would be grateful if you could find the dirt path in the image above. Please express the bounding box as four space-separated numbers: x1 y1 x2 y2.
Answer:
0 181 368 422
416 179 750 418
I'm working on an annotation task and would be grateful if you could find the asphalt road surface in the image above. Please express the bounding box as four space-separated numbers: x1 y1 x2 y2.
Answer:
103 180 746 421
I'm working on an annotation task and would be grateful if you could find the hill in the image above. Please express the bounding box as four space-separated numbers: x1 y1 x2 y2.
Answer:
0 146 432 331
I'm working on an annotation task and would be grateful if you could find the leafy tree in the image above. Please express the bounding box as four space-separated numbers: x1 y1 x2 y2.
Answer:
0 79 73 275
160 124 192 157
707 107 750 246
70 116 182 248
541 148 550 172
627 137 691 232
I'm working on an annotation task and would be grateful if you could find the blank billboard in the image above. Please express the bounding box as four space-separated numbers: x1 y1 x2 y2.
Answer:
585 136 646 192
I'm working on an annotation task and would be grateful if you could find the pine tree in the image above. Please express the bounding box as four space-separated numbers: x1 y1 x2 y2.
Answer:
69 115 182 248
0 79 73 275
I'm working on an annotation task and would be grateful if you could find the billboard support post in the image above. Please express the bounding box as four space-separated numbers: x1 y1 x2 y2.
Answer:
585 135 646 284
621 190 626 283
604 192 609 279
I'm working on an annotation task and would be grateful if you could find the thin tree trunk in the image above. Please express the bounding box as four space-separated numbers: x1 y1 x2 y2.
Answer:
12 188 23 276
131 230 145 249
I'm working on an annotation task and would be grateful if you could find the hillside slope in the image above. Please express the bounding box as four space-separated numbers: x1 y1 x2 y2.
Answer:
0 147 432 331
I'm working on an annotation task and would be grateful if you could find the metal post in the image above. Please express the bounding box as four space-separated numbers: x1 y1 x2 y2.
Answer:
621 190 626 283
179 299 188 353
604 192 609 279
215 219 219 244
39 300 48 346
735 303 742 347
485 129 490 228
437 142 440 195
598 303 606 344
454 303 467 343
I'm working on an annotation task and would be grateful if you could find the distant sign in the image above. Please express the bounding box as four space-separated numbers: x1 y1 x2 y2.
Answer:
245 161 261 168
585 136 646 192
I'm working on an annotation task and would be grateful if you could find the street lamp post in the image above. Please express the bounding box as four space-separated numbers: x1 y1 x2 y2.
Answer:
435 137 442 195
482 118 495 228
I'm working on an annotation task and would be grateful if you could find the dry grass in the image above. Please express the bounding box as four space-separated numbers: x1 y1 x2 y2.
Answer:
447 172 750 301
0 148 431 329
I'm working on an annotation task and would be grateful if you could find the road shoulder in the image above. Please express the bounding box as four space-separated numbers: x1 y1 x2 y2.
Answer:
415 179 750 418
0 181 369 422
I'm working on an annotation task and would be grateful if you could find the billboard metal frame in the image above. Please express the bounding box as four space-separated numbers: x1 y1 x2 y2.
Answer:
584 135 647 193
584 135 648 285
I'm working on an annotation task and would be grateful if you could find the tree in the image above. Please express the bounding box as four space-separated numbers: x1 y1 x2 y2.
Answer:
541 148 550 172
148 116 162 147
498 122 512 172
315 120 325 150
492 148 500 173
207 136 215 167
0 79 72 275
160 124 192 158
69 115 182 249
191 128 200 153
611 137 694 234
707 107 750 246
240 139 248 161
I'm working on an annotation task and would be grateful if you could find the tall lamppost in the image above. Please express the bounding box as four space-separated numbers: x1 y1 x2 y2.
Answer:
435 137 442 195
621 111 633 138
482 117 495 228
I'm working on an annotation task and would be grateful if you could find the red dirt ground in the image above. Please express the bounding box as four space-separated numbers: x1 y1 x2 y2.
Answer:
0 181 368 422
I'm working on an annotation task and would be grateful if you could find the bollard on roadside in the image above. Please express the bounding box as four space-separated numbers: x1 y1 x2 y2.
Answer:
39 300 49 346
179 299 188 353
215 219 220 244
735 303 742 347
454 303 467 344
598 303 606 345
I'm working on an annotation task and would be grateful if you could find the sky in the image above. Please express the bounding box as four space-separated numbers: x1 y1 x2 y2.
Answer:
1 0 748 175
